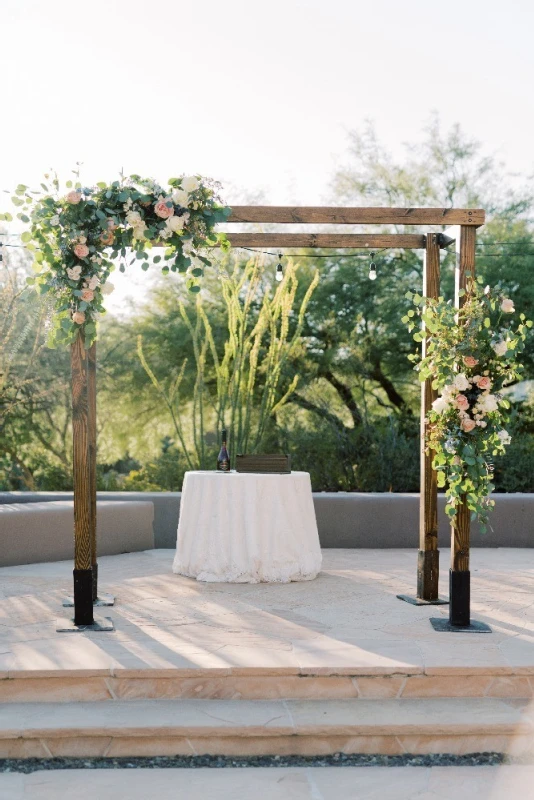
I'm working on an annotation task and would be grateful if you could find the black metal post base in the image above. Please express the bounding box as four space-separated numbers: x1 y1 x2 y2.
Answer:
430 617 492 633
397 594 449 606
73 568 94 626
56 615 114 633
449 568 470 627
429 568 492 632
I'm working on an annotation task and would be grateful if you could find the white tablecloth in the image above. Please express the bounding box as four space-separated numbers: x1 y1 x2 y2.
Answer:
172 471 322 583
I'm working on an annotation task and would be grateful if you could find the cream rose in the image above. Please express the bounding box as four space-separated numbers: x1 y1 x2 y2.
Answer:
126 210 143 226
492 340 508 357
72 311 86 325
73 243 89 259
432 396 448 414
49 215 60 226
66 191 82 204
453 373 471 391
461 417 476 432
477 376 491 391
101 281 115 295
87 276 99 291
463 356 478 368
501 298 515 313
132 222 147 240
166 215 188 234
181 176 199 193
67 266 82 280
477 393 499 413
476 420 487 428
154 196 174 219
172 189 190 207
81 289 94 302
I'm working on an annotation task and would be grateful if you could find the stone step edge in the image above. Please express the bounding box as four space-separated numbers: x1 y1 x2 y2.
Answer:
0 698 531 740
2 673 534 704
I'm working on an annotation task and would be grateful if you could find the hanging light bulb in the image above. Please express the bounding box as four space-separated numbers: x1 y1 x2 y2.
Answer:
275 252 283 282
368 252 377 281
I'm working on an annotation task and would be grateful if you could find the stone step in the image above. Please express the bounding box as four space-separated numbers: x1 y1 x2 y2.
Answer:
1 697 533 758
2 669 534 703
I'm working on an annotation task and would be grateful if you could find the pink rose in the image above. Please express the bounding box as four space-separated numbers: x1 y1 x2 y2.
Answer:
72 311 86 325
463 356 478 368
66 191 82 204
154 197 174 219
461 417 476 432
477 376 491 391
455 394 470 411
73 243 89 259
100 229 115 245
81 289 94 302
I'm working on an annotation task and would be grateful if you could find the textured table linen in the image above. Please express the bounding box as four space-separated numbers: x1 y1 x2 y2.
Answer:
172 471 322 583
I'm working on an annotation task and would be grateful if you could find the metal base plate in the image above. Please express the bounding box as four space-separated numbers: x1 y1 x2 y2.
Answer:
62 593 115 608
430 617 492 633
56 615 115 633
397 594 449 606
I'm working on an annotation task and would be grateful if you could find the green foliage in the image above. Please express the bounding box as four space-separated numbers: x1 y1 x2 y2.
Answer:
405 280 532 530
1 171 230 348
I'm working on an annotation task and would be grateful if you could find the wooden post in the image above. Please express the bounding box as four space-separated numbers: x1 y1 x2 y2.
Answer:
449 225 476 626
417 233 441 600
71 331 94 626
87 341 98 602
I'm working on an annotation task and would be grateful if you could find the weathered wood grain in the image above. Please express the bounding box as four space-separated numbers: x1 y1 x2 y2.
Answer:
221 233 427 249
451 225 477 573
87 341 97 579
71 331 92 571
226 207 485 226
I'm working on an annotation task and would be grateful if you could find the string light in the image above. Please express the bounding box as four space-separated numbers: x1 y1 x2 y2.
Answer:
368 252 377 281
275 252 283 282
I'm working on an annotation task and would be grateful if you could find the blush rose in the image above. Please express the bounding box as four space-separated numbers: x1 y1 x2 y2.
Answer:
461 417 476 432
463 356 478 368
455 394 470 411
81 289 94 302
72 311 86 325
477 376 491 391
66 191 82 204
154 197 174 219
73 243 89 259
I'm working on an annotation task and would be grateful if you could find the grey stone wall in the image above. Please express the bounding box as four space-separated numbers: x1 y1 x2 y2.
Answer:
1 491 532 549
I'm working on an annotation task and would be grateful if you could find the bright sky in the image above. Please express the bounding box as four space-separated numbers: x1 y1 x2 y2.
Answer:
3 0 534 311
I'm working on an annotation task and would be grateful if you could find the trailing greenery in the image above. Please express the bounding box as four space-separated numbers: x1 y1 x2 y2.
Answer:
404 279 532 530
0 170 230 349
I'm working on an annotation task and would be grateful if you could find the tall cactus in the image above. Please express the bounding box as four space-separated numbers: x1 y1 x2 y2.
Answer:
138 255 319 467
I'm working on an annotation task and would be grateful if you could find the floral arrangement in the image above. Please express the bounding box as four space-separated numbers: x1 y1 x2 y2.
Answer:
403 277 532 531
0 170 230 348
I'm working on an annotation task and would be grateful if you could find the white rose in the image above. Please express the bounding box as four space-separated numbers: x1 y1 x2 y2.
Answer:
88 276 99 290
497 429 511 445
453 373 470 392
476 420 487 428
126 210 143 226
492 340 508 357
67 266 82 280
49 215 60 226
181 176 199 193
432 396 449 414
166 215 187 234
172 189 190 207
478 393 499 413
132 221 147 240
101 281 115 295
501 298 515 313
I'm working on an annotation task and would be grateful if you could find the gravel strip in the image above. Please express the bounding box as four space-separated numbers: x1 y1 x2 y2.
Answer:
0 753 506 773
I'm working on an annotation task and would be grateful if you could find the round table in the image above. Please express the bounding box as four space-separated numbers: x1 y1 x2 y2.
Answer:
172 470 322 583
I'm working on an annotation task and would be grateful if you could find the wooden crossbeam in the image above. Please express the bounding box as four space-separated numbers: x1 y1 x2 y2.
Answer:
226 206 485 226
223 233 426 250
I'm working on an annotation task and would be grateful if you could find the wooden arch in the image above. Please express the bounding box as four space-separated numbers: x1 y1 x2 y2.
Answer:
67 205 484 631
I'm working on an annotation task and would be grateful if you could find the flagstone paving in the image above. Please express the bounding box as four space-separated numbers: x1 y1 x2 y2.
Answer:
1 765 534 799
0 548 533 680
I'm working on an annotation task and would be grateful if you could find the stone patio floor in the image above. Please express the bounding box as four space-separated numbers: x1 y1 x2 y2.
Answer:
1 765 534 799
0 548 533 677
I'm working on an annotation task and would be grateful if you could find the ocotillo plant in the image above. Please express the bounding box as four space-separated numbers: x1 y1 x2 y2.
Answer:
137 255 319 468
